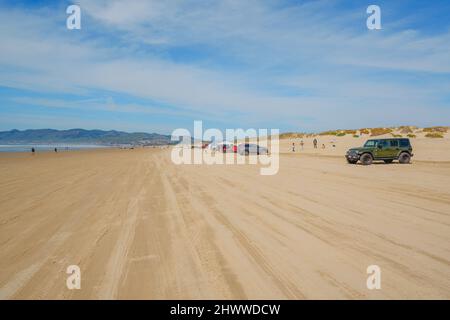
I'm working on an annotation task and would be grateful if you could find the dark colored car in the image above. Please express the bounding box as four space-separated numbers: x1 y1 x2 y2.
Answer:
237 143 269 155
346 138 413 165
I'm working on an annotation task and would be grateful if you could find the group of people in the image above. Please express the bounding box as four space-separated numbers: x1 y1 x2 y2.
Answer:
291 138 327 152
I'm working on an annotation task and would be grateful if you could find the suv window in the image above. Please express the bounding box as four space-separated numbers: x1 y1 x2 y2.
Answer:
364 140 378 147
390 140 399 147
378 140 388 147
399 139 410 147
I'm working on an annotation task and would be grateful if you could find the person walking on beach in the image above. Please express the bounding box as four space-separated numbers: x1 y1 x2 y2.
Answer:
292 142 295 152
54 148 58 153
313 138 318 149
31 147 35 154
300 140 304 150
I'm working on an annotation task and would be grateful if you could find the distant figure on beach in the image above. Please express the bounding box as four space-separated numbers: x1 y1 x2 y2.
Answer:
300 140 304 150
31 147 35 154
313 138 318 149
322 144 325 149
54 148 58 153
292 143 295 152
330 139 336 148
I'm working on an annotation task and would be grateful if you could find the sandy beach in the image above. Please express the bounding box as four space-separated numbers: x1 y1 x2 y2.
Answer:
0 143 449 299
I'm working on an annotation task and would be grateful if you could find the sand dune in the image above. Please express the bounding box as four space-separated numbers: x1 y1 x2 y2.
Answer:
0 148 449 299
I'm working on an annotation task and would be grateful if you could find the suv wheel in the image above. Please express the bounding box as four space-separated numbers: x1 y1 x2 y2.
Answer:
347 159 358 164
384 159 393 164
360 153 373 165
398 152 411 164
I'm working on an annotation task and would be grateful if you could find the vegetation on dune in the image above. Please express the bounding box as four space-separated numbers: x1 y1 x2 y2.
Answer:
279 132 305 139
319 130 340 136
319 129 356 136
425 132 444 138
279 126 445 140
370 128 393 136
359 128 370 135
398 126 413 134
423 126 448 133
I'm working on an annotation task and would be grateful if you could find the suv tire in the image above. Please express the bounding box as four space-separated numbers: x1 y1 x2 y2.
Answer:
360 153 373 165
399 152 411 164
384 159 393 164
347 159 358 164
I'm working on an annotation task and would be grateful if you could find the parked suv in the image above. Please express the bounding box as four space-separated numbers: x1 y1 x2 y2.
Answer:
346 138 413 165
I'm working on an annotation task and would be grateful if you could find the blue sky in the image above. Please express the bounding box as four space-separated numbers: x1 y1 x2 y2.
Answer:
0 0 449 133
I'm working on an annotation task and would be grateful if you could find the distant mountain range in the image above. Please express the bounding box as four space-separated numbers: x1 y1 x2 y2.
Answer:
0 129 173 145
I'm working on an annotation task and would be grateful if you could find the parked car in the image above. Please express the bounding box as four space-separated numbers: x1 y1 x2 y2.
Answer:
346 138 413 165
220 143 234 153
237 143 269 155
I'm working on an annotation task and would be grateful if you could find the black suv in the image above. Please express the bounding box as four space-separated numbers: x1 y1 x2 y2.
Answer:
346 138 413 165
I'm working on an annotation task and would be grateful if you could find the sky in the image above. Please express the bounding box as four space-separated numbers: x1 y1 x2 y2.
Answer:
0 0 449 134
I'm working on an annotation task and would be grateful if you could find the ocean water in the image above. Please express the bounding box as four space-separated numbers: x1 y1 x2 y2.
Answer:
0 144 109 153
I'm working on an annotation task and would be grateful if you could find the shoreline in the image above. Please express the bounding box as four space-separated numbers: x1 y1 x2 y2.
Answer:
0 144 112 153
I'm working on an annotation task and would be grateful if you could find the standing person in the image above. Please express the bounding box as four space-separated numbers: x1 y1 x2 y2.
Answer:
54 147 58 153
292 142 295 152
313 138 318 149
31 147 35 154
300 140 304 150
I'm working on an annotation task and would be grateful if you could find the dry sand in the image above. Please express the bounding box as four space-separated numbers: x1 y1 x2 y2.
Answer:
0 146 449 299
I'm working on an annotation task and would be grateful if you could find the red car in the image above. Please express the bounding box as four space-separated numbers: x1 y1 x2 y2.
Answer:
222 144 235 153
